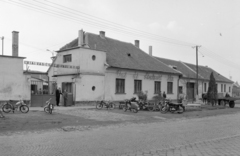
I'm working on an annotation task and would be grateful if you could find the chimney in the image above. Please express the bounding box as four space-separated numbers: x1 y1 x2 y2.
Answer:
149 46 152 56
78 29 84 46
84 33 89 48
135 40 139 48
12 31 19 57
99 31 105 38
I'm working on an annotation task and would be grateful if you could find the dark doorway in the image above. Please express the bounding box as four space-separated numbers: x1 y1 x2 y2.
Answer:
187 82 195 101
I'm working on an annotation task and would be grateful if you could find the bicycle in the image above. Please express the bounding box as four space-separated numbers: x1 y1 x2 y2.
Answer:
2 99 29 113
96 100 115 109
44 98 54 114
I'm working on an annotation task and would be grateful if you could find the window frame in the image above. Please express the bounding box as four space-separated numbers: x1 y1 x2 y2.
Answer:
115 78 125 94
63 54 72 63
167 82 173 94
154 81 161 94
134 80 142 94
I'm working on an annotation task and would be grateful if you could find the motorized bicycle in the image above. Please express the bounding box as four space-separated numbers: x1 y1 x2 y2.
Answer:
2 99 29 113
160 99 185 114
138 99 151 111
44 98 54 114
96 100 115 110
123 97 140 113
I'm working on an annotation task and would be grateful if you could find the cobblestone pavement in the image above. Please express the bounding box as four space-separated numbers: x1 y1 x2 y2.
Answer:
121 135 240 156
1 111 240 156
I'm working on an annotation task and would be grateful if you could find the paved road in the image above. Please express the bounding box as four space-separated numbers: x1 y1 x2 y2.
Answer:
1 111 240 156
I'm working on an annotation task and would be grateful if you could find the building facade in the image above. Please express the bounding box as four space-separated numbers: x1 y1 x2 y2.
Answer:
154 57 234 101
48 30 181 103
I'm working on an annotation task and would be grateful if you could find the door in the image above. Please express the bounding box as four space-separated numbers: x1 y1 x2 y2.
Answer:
187 82 195 100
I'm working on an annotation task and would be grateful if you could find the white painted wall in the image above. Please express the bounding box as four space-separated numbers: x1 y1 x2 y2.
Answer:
104 68 179 101
0 56 30 101
48 47 107 101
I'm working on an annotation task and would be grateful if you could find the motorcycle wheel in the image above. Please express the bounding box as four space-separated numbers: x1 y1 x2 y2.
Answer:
147 106 154 111
108 103 115 110
132 108 138 113
177 105 185 114
96 102 103 109
44 107 49 113
20 105 29 113
160 105 168 114
2 103 12 113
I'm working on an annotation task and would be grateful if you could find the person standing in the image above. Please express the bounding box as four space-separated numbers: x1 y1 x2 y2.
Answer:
63 89 68 107
55 88 62 106
163 91 167 99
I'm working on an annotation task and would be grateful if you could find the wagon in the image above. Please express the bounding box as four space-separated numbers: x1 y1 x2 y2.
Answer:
217 93 240 108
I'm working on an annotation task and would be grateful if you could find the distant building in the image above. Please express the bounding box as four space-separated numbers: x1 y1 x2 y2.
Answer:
154 57 234 100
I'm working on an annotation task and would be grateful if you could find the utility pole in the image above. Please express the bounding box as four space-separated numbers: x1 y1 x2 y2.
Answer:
1 36 4 55
193 45 201 101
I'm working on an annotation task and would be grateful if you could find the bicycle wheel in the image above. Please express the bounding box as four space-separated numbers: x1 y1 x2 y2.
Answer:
44 107 49 113
96 102 103 109
49 104 54 114
123 106 128 112
160 105 168 114
20 105 29 113
2 103 12 113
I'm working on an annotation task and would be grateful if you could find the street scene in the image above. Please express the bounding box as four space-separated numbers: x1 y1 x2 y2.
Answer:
1 0 240 156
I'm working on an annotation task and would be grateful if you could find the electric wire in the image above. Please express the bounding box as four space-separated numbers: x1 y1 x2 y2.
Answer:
2 0 196 47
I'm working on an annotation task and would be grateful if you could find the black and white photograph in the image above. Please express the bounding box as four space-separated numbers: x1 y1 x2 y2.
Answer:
1 0 240 155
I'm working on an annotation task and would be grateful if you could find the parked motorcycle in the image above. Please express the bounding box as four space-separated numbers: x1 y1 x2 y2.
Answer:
138 99 151 111
160 99 185 114
123 97 140 113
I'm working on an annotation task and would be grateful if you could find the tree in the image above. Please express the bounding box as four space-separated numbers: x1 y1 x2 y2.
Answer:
207 72 218 106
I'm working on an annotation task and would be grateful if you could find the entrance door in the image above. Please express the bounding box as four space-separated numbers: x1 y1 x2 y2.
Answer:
187 82 195 101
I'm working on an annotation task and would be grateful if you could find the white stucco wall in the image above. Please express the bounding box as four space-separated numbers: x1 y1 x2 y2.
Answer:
48 47 106 81
104 69 179 101
48 47 107 101
0 56 30 101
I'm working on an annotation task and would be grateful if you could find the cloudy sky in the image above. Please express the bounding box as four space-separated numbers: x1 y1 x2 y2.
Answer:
0 0 240 82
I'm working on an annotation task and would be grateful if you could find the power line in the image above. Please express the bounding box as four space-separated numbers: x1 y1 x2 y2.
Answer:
2 0 196 47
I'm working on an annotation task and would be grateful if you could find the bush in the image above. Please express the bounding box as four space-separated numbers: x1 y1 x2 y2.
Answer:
137 91 147 101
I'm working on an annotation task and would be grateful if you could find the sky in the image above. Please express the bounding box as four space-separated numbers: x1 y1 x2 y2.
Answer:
0 0 240 83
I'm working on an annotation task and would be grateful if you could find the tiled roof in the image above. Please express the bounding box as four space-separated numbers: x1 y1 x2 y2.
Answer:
154 57 233 83
59 32 180 75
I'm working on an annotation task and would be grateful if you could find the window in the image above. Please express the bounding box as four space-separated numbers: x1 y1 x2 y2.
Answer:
116 79 125 93
167 82 173 94
134 80 142 93
63 54 72 63
224 84 226 92
178 86 183 94
229 86 231 93
204 83 207 92
62 82 72 93
154 81 161 94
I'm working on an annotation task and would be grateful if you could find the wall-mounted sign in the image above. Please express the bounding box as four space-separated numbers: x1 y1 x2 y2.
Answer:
116 70 127 78
144 73 162 80
24 61 80 69
167 75 174 81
